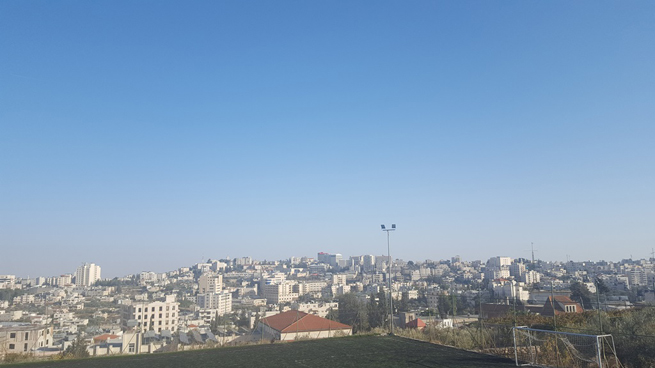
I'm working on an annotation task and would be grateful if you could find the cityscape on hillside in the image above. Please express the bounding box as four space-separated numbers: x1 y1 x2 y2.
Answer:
3 1 655 366
2 249 655 362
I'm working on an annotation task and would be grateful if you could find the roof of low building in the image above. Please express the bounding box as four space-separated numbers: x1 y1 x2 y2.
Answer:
541 295 584 316
93 333 120 343
260 310 351 333
405 318 426 328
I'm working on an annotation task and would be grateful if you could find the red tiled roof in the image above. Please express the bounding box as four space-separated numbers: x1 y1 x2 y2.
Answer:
541 296 584 316
93 334 119 343
405 318 426 328
260 310 351 333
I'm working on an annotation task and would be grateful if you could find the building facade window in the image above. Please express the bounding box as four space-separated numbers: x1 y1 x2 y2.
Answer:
9 344 15 350
10 333 16 338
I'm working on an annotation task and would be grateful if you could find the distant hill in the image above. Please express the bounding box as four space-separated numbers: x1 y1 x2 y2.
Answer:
4 335 516 368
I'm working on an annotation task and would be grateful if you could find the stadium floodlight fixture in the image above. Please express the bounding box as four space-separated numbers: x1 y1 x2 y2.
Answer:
381 224 396 335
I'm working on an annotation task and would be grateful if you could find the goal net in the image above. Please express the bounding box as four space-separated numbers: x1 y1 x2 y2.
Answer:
512 327 619 368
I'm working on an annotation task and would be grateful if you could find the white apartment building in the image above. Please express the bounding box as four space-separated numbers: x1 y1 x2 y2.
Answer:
363 255 376 272
521 270 541 284
484 269 510 280
75 263 101 286
262 282 298 304
198 273 223 294
627 269 648 287
139 271 158 282
12 295 35 305
196 292 232 314
299 281 328 294
509 263 526 278
317 252 342 267
0 275 16 289
121 295 179 333
332 274 347 285
47 274 73 287
490 279 530 302
0 323 53 358
487 257 512 268
291 302 338 318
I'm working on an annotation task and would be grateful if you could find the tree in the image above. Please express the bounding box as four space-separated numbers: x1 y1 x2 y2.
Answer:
367 292 386 329
62 334 89 359
570 281 592 309
325 308 339 321
337 293 369 333
595 278 611 294
398 291 409 313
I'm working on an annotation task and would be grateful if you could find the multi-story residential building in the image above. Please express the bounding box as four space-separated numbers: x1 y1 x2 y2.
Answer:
0 275 16 290
75 263 101 286
121 295 179 333
332 274 347 285
198 273 223 294
289 302 338 318
139 271 158 282
509 263 526 278
363 255 376 272
299 281 328 295
427 288 440 310
627 269 648 287
317 252 342 268
196 292 232 314
47 274 73 287
234 257 252 266
487 257 512 269
262 282 298 304
521 270 541 284
484 269 510 280
490 279 530 302
0 323 52 358
12 295 35 305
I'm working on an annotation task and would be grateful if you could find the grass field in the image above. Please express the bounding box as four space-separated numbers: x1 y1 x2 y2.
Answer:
3 335 517 368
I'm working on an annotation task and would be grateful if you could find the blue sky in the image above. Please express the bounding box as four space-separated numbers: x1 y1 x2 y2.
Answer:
1 1 654 278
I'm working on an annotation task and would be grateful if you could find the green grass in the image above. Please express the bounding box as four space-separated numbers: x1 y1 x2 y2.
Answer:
4 335 516 367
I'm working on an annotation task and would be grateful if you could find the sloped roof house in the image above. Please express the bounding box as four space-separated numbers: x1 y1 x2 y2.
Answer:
258 310 352 341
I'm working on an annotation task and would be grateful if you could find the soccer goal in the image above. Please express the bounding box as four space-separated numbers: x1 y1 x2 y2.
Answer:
512 326 619 368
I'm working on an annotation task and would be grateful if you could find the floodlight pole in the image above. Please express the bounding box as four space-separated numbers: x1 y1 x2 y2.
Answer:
381 224 396 335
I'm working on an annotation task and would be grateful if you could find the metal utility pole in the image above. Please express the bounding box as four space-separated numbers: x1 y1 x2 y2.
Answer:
596 279 603 334
550 281 557 330
381 224 396 335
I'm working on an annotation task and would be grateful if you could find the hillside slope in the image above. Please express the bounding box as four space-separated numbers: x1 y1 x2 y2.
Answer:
4 335 516 368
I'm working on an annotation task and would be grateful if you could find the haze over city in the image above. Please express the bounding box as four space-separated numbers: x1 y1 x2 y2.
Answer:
2 1 654 278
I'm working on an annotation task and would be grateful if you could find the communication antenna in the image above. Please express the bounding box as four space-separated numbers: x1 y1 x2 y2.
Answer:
530 242 538 265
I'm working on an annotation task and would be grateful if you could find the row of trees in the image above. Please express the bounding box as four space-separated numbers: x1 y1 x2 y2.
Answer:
329 291 389 333
332 290 481 333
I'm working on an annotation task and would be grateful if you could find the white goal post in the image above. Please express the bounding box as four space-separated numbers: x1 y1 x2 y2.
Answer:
512 326 619 368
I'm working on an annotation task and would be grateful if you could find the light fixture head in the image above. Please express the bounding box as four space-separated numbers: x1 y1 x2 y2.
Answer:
381 225 386 230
